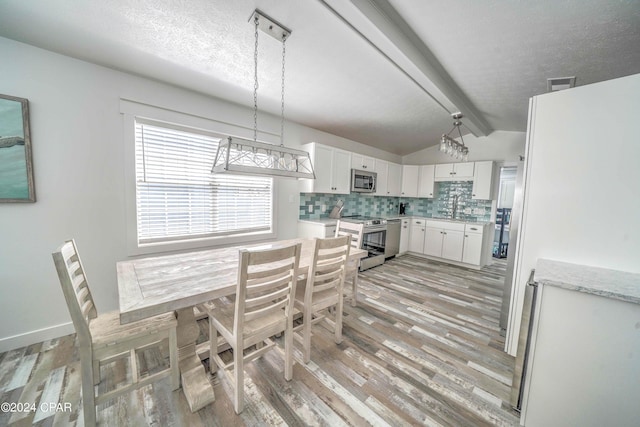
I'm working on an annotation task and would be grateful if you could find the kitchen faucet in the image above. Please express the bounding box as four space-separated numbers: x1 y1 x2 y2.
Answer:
451 194 459 219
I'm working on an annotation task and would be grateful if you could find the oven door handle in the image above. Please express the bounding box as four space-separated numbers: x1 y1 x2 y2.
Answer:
364 226 387 233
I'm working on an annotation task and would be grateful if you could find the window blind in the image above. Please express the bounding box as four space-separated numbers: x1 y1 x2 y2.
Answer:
135 121 273 244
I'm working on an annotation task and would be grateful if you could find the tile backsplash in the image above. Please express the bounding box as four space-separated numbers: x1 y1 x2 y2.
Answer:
300 181 493 222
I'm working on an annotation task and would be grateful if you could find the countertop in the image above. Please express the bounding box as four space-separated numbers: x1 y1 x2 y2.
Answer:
534 258 640 305
298 216 491 226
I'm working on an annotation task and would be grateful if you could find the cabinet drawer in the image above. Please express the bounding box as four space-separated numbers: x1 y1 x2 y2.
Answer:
464 224 483 234
426 220 465 231
412 218 426 226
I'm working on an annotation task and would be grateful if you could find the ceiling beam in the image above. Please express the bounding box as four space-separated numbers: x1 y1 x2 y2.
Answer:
319 0 492 137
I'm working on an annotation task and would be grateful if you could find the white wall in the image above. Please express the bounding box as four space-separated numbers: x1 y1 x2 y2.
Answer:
0 37 398 351
507 73 640 356
401 130 525 165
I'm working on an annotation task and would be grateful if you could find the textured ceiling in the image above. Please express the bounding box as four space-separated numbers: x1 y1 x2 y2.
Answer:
1 0 639 155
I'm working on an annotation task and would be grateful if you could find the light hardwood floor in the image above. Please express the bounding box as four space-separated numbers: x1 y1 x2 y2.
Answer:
0 255 520 426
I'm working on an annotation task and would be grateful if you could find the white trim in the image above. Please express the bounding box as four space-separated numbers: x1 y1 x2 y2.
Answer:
0 322 75 353
120 99 279 256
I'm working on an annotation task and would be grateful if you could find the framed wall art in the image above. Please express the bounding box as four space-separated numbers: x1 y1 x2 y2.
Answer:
0 94 35 202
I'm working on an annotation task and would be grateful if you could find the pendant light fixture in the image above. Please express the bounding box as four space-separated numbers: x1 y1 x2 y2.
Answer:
212 10 315 179
439 112 469 161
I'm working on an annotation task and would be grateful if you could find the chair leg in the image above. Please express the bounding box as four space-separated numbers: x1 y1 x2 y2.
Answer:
302 311 312 364
169 327 180 391
284 321 293 381
335 295 344 345
233 346 244 414
208 321 219 374
80 348 97 426
351 271 359 307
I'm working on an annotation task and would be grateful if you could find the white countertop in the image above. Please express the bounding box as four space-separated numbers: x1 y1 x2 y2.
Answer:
298 216 490 226
534 258 640 305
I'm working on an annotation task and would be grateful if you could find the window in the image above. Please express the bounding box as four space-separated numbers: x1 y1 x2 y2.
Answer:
134 120 273 245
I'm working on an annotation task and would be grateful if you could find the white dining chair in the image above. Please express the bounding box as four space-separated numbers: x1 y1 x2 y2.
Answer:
294 235 350 363
335 220 364 306
52 239 179 426
203 243 301 414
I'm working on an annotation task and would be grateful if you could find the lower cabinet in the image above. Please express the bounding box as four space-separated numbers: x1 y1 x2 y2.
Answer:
424 221 465 262
462 225 484 265
297 221 337 238
409 219 426 253
399 218 411 254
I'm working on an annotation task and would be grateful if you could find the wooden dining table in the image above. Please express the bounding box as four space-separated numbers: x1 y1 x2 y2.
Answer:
116 238 367 413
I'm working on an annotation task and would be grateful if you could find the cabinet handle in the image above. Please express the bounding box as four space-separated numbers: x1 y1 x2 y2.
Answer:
465 234 468 237
472 194 476 196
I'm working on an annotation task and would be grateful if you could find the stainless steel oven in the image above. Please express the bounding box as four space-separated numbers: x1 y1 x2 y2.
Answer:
341 216 386 270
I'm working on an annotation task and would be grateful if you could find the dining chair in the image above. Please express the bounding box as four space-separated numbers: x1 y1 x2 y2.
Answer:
203 243 302 414
294 235 351 363
335 220 364 306
52 239 179 426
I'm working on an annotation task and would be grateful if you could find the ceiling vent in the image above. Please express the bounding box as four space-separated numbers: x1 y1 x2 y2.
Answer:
547 76 576 92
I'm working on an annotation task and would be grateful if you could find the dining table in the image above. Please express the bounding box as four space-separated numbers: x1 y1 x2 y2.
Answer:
116 237 367 413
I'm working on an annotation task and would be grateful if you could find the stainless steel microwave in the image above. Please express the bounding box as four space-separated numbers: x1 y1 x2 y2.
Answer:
351 169 377 193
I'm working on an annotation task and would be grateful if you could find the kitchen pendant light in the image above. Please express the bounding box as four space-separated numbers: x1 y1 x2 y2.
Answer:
212 10 315 179
439 112 469 162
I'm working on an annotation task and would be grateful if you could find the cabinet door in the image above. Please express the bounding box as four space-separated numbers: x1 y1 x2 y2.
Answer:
375 160 389 196
313 144 334 193
409 225 425 253
332 149 352 194
399 219 410 253
441 229 464 261
418 164 436 198
351 154 374 170
424 227 443 257
387 163 403 196
454 162 475 179
472 161 494 200
462 232 483 265
434 163 453 179
401 165 419 197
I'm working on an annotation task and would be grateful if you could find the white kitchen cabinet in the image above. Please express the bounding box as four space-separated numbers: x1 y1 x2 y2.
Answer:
424 220 465 261
462 225 484 265
409 219 426 253
401 165 419 197
471 161 494 200
297 220 338 239
434 162 475 180
374 159 388 196
399 218 410 254
417 164 436 198
351 153 375 171
300 143 351 194
423 226 443 257
387 162 402 197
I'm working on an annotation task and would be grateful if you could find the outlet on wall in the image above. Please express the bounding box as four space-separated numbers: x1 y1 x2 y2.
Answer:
308 205 313 213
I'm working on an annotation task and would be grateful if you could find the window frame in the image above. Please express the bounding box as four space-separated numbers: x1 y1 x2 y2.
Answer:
121 100 278 256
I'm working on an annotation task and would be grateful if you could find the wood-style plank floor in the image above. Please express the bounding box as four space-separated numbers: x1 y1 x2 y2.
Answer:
0 255 520 426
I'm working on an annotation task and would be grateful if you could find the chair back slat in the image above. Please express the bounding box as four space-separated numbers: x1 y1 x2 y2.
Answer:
335 221 364 249
234 243 301 336
304 236 350 306
52 240 97 344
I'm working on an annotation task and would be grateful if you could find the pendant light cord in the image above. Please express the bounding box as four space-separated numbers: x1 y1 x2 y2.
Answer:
280 37 286 146
253 14 259 143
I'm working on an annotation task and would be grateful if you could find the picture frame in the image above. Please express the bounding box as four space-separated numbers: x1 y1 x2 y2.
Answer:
0 94 35 202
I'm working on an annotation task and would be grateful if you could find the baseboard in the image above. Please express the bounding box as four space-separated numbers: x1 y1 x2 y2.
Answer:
0 322 75 353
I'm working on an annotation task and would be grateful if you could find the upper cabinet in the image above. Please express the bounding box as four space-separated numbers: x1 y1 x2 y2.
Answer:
471 161 494 200
351 154 375 171
387 162 402 197
300 143 351 194
401 165 419 198
417 164 436 198
434 162 475 181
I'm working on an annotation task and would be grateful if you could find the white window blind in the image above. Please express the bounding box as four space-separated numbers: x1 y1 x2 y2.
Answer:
135 121 273 244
